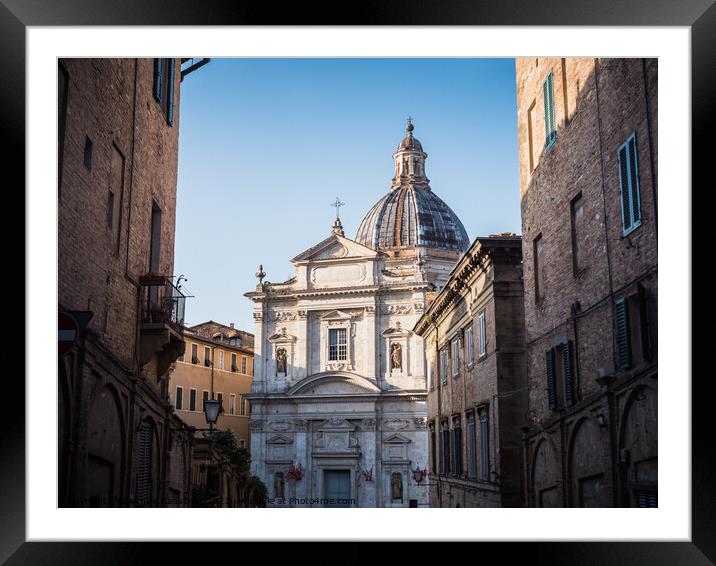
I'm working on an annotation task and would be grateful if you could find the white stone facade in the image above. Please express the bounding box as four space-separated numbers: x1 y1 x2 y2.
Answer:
246 234 438 507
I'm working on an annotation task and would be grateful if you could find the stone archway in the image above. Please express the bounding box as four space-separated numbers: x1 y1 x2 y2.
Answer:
531 438 560 507
619 385 658 507
568 418 608 507
86 383 125 506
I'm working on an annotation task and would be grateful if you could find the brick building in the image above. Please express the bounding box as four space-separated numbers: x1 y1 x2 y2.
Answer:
516 58 658 507
414 235 526 507
169 321 254 448
58 58 207 507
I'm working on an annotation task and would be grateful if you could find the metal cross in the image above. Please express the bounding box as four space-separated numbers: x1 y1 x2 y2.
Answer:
331 197 345 218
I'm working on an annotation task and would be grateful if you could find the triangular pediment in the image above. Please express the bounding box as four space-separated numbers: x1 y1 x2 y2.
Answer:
381 323 412 337
287 371 382 396
318 417 356 431
268 328 297 342
291 234 381 263
266 434 294 445
384 433 412 444
321 309 353 321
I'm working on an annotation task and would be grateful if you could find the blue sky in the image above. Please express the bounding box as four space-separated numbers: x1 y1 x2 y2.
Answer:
175 58 520 332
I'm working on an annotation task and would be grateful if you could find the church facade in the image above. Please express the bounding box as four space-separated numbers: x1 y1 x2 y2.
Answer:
246 122 469 507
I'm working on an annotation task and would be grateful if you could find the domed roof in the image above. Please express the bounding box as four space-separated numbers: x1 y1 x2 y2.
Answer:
355 120 469 253
355 187 470 252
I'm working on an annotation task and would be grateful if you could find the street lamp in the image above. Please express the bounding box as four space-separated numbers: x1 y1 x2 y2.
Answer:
412 464 425 484
203 398 222 432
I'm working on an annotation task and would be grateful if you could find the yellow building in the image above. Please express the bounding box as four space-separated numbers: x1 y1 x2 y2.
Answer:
169 321 254 449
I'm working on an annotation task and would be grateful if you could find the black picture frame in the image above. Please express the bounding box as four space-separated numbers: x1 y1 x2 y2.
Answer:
6 0 711 562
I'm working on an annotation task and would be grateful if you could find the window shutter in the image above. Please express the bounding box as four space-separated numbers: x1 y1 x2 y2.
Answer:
627 134 641 226
546 348 557 410
563 340 575 407
136 424 153 505
636 490 657 508
167 58 175 126
153 59 162 102
615 298 632 369
543 72 556 147
618 145 631 232
480 416 490 480
638 284 652 361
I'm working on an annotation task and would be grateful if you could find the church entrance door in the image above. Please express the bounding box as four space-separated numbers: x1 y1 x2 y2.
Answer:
323 469 351 507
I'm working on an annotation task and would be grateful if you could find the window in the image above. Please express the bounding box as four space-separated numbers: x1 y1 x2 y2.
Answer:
527 100 537 172
58 63 69 194
467 413 477 479
217 350 224 370
107 145 125 254
240 395 247 416
440 349 448 384
149 201 162 273
175 386 183 410
465 326 474 366
229 393 236 415
570 192 585 274
204 347 211 367
328 328 347 361
189 388 197 411
478 312 487 358
543 70 556 149
439 420 450 476
191 343 198 364
618 132 642 235
152 58 175 126
452 416 463 477
429 422 436 472
83 135 93 169
202 390 209 411
616 286 653 370
217 392 223 413
451 337 460 377
479 412 490 480
428 360 435 389
231 353 237 372
533 234 544 302
241 356 247 374
546 341 576 410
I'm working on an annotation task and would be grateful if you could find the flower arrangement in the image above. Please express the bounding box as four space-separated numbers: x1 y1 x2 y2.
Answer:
287 460 304 481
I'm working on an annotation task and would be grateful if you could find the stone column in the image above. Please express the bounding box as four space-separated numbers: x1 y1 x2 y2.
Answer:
297 309 309 380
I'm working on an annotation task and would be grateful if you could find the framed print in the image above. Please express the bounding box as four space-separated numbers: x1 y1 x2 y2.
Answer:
5 0 713 562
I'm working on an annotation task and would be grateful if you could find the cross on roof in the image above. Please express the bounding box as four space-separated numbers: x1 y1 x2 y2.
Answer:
331 197 345 218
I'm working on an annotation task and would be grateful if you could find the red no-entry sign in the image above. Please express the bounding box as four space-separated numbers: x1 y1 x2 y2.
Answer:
58 312 79 357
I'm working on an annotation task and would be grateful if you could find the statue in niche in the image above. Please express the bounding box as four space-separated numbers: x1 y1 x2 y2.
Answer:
390 343 402 371
276 348 287 375
274 471 285 500
391 472 403 502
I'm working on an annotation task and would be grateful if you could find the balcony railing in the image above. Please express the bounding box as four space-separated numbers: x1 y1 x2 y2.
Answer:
139 275 190 330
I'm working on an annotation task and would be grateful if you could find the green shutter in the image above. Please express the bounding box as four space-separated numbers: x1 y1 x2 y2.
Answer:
615 298 632 369
618 145 631 232
543 72 556 147
153 59 162 101
627 134 641 226
546 348 557 410
563 340 575 407
638 284 652 361
167 59 175 126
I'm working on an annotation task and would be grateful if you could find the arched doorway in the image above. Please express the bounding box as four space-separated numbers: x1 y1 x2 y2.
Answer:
568 418 608 507
620 385 658 507
532 438 560 507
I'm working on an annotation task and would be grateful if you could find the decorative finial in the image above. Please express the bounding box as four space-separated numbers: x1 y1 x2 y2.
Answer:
255 264 266 290
406 116 414 133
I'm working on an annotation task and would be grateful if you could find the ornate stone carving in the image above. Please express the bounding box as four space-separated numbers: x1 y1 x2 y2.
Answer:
361 418 376 431
253 312 263 322
250 419 263 431
297 310 308 319
269 420 291 432
272 311 298 322
364 305 376 316
390 343 402 370
382 304 413 315
276 347 287 375
414 417 428 430
384 418 410 431
294 419 308 431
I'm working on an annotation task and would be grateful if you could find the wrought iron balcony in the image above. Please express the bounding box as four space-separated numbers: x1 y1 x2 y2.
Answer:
139 274 189 331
